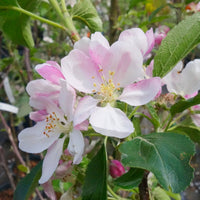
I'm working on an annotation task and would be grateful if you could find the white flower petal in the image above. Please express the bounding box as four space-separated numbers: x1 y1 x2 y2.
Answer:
18 121 60 153
39 137 66 184
119 78 161 106
181 59 200 95
68 129 84 164
26 79 60 97
89 104 134 138
0 102 18 114
91 32 110 48
73 96 98 126
118 28 148 55
162 61 184 94
74 37 90 55
59 80 76 121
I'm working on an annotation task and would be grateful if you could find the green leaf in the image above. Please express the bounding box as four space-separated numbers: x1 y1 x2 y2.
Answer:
14 161 42 200
114 168 144 189
0 0 41 47
153 12 200 77
71 0 103 32
119 132 195 193
168 126 200 144
170 93 200 116
82 144 107 200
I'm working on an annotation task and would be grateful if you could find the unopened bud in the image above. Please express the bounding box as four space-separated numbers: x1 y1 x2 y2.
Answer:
109 160 125 178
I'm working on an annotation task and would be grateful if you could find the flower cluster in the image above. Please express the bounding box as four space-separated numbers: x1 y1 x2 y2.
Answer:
18 27 162 184
18 25 200 189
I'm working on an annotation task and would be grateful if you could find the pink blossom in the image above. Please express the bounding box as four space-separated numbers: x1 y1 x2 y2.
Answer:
109 160 125 178
61 30 161 138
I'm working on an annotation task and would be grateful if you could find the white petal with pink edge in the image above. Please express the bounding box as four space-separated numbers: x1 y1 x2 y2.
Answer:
61 49 102 93
118 28 148 55
35 62 65 85
18 121 60 153
68 129 84 164
39 137 66 184
119 78 161 106
73 96 99 126
89 104 134 138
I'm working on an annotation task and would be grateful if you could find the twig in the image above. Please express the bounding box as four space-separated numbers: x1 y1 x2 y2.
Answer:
24 47 33 82
0 146 16 190
139 171 150 200
0 111 26 166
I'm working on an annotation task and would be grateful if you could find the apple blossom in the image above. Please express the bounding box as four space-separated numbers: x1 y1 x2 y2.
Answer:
61 29 161 138
18 80 85 184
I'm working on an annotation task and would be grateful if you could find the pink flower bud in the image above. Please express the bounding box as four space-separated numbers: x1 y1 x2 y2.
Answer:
154 25 170 46
109 160 125 178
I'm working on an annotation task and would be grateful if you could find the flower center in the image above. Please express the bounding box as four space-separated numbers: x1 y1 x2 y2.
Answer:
92 69 120 104
43 112 72 137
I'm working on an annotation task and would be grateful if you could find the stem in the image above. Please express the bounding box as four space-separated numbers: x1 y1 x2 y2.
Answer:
139 171 150 200
0 6 67 31
49 0 80 42
107 185 127 200
133 112 155 126
0 146 16 190
0 111 26 166
24 47 33 82
128 106 140 119
164 115 173 131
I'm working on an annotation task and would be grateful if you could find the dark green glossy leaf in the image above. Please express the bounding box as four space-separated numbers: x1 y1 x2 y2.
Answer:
153 12 200 77
119 132 195 193
82 144 107 200
170 93 200 116
114 168 144 189
71 0 102 32
14 161 42 200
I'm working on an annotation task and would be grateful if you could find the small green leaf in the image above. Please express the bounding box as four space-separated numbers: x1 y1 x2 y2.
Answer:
170 93 200 116
14 161 42 200
114 168 144 189
82 144 107 200
119 132 195 193
17 164 29 173
71 0 102 32
168 126 200 144
153 12 200 77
